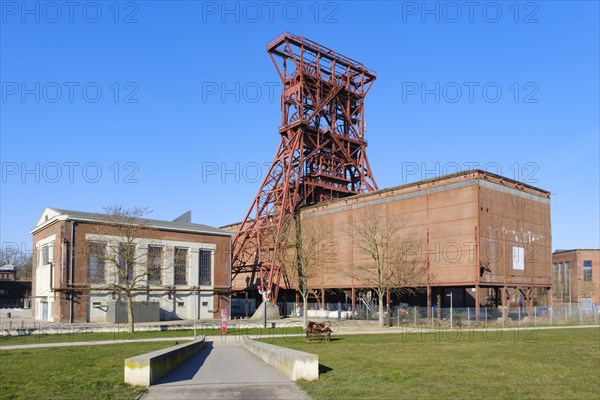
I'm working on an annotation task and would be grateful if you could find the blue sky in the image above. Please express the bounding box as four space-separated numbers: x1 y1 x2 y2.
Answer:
1 1 598 254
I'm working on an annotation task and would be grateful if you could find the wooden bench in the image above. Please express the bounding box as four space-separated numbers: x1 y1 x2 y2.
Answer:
305 321 332 341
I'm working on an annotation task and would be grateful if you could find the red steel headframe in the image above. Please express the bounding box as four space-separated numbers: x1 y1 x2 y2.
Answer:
231 32 378 302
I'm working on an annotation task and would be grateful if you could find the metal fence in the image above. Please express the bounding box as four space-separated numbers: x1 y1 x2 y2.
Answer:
285 301 600 326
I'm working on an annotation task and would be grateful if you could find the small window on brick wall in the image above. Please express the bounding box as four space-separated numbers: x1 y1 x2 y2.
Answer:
583 260 592 282
199 250 212 286
42 244 50 265
87 242 106 284
174 247 188 285
147 245 163 285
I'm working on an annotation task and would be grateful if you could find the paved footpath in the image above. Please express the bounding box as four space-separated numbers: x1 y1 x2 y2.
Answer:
142 339 310 400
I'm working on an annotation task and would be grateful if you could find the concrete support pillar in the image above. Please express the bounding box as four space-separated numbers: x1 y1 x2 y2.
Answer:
436 289 442 320
321 288 325 310
475 285 480 321
351 286 355 313
502 286 509 318
526 287 534 317
386 287 390 310
426 286 432 319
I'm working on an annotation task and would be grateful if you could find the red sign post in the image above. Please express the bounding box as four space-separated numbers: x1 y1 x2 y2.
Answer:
220 308 228 334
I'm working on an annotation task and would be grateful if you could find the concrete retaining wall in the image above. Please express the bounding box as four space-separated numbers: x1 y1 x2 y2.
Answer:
124 338 205 386
242 337 319 381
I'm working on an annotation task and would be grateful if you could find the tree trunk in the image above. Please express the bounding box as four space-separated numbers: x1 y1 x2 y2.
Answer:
126 294 135 333
302 293 308 328
378 293 385 328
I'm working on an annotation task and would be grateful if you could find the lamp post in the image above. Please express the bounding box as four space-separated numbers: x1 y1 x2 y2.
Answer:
259 289 271 329
568 267 572 311
447 292 453 330
193 286 198 340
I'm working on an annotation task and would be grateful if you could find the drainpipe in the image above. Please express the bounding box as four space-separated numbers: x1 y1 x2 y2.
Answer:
69 221 75 323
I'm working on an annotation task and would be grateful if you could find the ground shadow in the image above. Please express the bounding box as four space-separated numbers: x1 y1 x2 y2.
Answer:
319 364 333 375
305 337 344 343
152 342 214 385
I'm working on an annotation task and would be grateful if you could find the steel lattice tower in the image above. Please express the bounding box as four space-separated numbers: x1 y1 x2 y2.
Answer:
231 32 378 302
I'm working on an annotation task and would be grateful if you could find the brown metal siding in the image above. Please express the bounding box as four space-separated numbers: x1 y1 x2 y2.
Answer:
479 183 552 287
230 170 552 297
293 171 551 291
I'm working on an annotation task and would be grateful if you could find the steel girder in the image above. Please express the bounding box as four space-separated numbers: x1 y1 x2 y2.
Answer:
231 32 378 302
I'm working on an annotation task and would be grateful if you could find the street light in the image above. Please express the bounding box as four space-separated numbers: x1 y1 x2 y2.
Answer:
259 289 271 329
192 286 198 340
568 266 572 311
446 292 453 330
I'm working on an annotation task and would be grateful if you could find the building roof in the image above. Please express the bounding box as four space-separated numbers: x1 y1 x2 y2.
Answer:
0 265 16 272
31 208 233 237
221 169 551 230
334 168 549 204
553 249 600 254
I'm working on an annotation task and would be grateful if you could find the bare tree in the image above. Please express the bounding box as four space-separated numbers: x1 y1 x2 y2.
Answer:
279 214 335 328
353 209 426 327
86 206 173 333
0 245 32 280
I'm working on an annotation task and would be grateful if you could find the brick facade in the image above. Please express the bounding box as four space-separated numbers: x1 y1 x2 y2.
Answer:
31 208 232 323
552 249 600 306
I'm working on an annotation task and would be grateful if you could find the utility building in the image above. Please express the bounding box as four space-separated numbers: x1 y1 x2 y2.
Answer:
31 208 232 323
299 169 551 318
552 249 599 308
227 169 552 319
226 33 553 320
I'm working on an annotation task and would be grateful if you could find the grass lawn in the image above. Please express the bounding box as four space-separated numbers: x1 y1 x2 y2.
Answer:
0 323 304 346
0 341 180 400
266 327 600 399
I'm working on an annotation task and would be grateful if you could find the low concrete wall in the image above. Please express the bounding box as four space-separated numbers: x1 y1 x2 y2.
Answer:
124 338 205 386
242 337 319 381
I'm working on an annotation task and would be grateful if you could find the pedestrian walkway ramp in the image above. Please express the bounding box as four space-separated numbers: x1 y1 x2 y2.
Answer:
143 339 310 400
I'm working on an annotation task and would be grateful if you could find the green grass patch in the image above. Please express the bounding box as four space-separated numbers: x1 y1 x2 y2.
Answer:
0 341 180 400
264 327 600 399
0 323 304 346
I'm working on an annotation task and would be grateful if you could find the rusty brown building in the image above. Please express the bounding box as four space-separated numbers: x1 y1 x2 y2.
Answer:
31 208 232 323
552 249 600 308
226 170 552 319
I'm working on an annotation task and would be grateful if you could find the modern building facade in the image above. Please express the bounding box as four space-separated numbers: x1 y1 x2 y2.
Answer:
552 249 600 308
31 208 232 323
